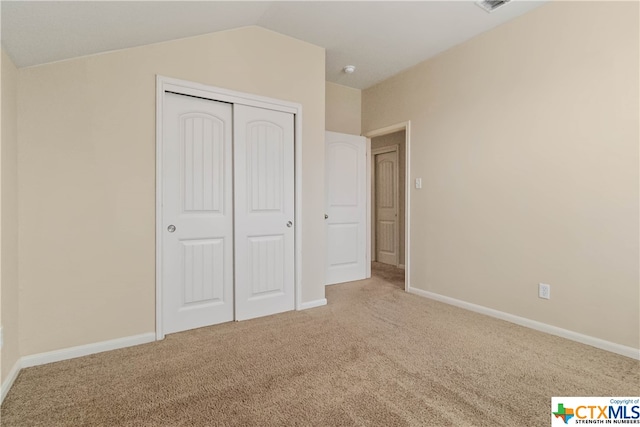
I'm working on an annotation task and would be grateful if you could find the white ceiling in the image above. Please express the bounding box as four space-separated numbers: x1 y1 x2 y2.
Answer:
1 1 547 89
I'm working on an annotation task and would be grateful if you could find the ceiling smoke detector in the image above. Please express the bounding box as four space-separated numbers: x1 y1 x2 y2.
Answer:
476 0 512 13
343 65 356 74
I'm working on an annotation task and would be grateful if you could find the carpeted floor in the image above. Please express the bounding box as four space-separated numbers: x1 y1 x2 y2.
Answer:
2 268 638 426
371 261 405 289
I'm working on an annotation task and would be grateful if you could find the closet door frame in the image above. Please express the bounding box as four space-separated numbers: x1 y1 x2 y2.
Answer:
155 75 303 340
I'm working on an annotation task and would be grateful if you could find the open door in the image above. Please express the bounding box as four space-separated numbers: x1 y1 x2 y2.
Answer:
325 131 368 285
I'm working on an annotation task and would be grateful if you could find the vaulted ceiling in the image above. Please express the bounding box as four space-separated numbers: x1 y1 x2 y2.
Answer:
1 1 547 89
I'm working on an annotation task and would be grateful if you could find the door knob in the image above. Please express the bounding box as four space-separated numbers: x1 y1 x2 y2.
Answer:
287 221 293 228
325 214 329 219
167 225 176 233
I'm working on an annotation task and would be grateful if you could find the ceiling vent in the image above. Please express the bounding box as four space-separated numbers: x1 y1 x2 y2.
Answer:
476 0 512 13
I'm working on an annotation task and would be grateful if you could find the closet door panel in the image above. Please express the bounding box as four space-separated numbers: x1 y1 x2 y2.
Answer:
162 93 234 334
234 105 295 320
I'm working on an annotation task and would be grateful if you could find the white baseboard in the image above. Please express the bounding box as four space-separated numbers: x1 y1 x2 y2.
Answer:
1 359 22 404
1 332 155 404
407 286 640 360
21 332 156 368
298 298 327 310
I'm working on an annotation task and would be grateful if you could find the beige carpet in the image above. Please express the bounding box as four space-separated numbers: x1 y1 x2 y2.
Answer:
371 261 405 289
2 269 638 426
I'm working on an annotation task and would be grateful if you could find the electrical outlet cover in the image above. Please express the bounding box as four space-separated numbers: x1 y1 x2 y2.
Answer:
538 283 551 299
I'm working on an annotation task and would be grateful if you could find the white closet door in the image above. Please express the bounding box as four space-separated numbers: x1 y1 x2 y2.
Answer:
234 105 295 321
325 131 367 285
162 92 234 334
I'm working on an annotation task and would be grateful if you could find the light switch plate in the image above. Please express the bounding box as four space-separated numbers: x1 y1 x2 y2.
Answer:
415 178 422 189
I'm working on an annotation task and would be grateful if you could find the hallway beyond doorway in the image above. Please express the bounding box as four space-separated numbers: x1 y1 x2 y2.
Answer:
371 262 404 290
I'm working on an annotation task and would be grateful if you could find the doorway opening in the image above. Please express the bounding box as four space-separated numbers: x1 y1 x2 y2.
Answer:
365 123 410 291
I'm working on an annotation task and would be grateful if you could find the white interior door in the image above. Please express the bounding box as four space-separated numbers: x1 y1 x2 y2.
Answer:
162 92 234 334
234 105 295 320
325 131 367 285
375 150 399 266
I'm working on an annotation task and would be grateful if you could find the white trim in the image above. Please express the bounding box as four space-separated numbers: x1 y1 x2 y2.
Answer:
294 101 304 315
365 122 411 291
365 122 408 139
155 76 164 340
298 298 328 310
405 122 411 291
366 138 372 278
1 360 21 404
1 333 156 403
20 333 157 368
156 75 303 340
161 77 299 115
407 286 640 360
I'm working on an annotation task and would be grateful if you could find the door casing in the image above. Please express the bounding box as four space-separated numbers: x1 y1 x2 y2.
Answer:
364 122 411 291
155 75 303 340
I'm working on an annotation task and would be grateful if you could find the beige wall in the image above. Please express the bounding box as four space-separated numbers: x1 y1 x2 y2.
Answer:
17 26 326 356
371 131 405 266
1 50 20 382
325 82 361 135
363 2 639 349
